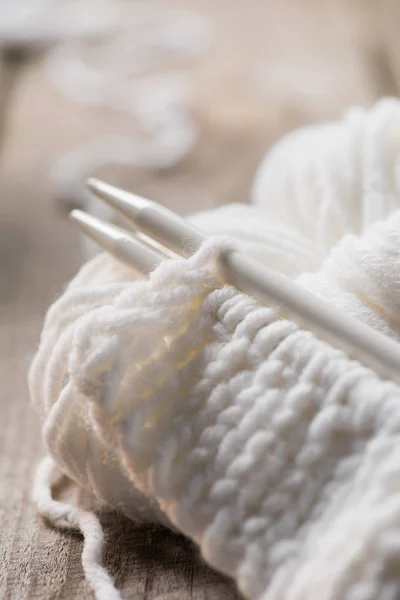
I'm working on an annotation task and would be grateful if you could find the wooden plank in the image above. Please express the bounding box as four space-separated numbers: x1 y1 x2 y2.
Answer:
0 49 27 159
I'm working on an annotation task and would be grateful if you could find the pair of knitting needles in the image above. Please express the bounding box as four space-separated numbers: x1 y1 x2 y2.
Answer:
71 178 400 385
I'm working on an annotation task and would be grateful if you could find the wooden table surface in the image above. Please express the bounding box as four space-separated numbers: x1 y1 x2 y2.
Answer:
0 1 398 598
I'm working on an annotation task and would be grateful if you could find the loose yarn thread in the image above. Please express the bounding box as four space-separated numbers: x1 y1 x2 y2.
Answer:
30 99 400 600
0 0 211 259
44 3 211 248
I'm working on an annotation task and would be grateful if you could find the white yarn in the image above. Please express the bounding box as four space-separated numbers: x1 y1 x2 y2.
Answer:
0 0 210 260
253 98 400 256
33 456 123 600
30 99 400 600
0 0 119 49
43 4 211 235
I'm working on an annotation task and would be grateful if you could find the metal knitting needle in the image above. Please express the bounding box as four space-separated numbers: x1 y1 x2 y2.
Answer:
84 178 400 384
69 210 165 272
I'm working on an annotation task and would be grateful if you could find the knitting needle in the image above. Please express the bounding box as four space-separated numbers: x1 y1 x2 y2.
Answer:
83 178 400 384
69 209 165 272
87 178 205 256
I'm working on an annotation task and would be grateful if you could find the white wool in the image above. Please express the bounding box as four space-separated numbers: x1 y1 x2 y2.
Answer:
0 0 210 247
253 98 400 254
30 99 400 600
44 4 210 223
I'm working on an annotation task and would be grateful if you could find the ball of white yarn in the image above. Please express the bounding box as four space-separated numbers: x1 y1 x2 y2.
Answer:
30 99 400 600
253 98 400 255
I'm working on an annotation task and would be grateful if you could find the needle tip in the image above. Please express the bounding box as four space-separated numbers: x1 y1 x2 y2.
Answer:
86 177 102 195
68 208 121 254
85 177 148 222
68 208 165 272
69 208 82 222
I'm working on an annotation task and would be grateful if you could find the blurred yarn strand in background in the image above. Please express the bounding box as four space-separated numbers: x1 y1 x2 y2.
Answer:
0 0 212 258
45 4 212 258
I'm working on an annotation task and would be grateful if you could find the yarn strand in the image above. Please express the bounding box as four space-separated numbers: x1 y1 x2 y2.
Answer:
33 456 122 600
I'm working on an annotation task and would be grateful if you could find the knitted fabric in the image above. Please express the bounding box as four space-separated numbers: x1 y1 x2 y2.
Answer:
30 98 400 600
